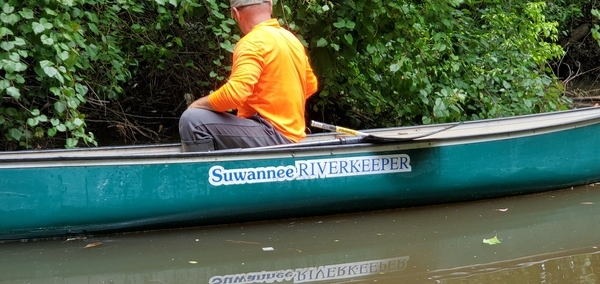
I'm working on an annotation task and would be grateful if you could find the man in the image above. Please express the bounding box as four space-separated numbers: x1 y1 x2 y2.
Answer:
179 0 318 152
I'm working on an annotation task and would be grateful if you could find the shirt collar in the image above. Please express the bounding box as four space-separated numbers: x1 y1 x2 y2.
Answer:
252 18 280 31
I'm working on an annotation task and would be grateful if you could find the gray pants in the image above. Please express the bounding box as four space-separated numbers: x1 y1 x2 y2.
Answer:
179 108 293 152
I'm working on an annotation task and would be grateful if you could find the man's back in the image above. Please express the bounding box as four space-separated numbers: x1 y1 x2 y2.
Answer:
209 19 318 142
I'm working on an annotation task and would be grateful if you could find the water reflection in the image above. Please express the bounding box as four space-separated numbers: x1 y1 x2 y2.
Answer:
1 184 600 283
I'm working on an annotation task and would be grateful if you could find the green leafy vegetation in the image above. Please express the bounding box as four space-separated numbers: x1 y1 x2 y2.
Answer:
279 0 569 128
0 0 233 149
0 0 596 149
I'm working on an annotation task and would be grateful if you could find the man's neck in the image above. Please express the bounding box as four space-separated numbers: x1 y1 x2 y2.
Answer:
243 14 271 34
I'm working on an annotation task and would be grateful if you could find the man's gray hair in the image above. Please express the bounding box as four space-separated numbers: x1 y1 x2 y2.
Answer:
230 0 270 8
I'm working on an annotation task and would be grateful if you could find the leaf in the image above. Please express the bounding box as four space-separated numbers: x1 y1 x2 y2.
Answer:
43 66 59 78
32 21 46 34
8 128 22 141
19 8 34 19
226 239 260 245
84 241 102 248
333 19 346 29
6 86 20 99
67 97 79 109
39 60 53 68
0 79 8 91
49 87 61 97
27 117 38 127
8 52 19 61
0 13 19 25
47 127 57 137
87 23 99 34
344 33 353 45
54 101 66 114
219 40 234 53
3 60 16 73
0 41 14 51
316 37 328 47
73 118 84 127
3 3 15 13
56 124 67 132
75 83 88 96
0 27 13 37
41 34 54 45
66 138 78 148
483 234 501 245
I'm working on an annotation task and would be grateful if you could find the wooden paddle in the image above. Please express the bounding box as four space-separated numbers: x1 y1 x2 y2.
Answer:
310 120 462 142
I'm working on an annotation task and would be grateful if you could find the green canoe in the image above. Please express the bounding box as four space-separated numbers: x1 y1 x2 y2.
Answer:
2 107 600 240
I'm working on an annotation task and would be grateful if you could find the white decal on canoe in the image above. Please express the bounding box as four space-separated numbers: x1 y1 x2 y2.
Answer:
208 154 411 186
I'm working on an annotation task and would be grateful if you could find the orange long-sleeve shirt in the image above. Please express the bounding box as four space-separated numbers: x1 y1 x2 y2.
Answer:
208 19 318 142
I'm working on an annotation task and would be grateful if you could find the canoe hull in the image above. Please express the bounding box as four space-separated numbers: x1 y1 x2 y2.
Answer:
2 108 600 240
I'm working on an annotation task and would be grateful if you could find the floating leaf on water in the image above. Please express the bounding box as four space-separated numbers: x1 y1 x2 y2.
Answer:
262 247 274 251
483 234 501 245
62 236 87 243
226 239 260 245
581 202 595 205
83 242 102 248
188 260 198 264
495 208 508 212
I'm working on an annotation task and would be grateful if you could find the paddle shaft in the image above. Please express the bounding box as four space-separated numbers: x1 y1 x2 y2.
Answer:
311 120 463 142
310 121 370 137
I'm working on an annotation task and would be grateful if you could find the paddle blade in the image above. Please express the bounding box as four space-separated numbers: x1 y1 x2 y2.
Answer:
311 121 369 136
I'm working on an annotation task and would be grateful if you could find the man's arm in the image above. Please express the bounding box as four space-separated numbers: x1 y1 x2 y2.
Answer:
188 96 216 110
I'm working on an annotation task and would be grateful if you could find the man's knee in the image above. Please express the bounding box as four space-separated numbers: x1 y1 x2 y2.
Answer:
180 108 206 127
179 108 215 147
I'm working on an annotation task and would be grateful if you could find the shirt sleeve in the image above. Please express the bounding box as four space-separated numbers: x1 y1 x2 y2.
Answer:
304 60 318 99
208 41 265 112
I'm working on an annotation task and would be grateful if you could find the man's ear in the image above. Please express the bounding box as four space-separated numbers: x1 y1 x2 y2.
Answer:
231 7 240 21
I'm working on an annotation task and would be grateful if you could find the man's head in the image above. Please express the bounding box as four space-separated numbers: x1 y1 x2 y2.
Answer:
230 0 272 34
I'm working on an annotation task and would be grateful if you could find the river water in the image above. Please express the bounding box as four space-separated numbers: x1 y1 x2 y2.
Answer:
1 184 600 284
